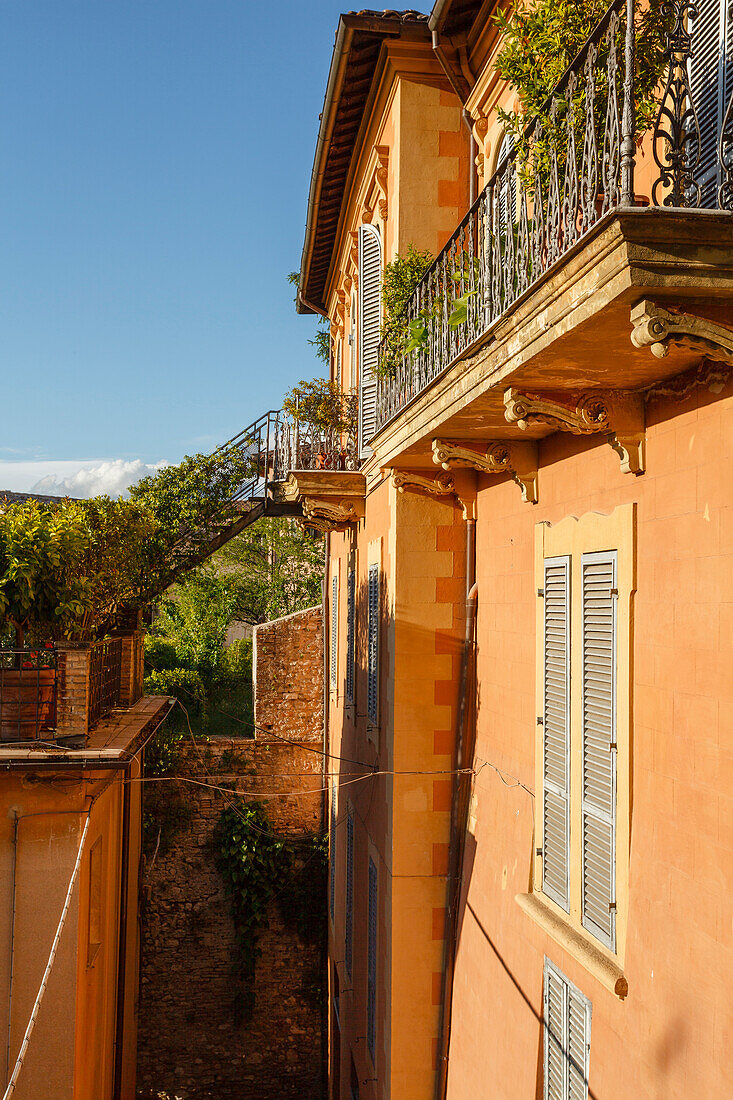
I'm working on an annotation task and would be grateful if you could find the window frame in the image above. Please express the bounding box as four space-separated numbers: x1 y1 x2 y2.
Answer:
543 957 592 1100
528 506 634 979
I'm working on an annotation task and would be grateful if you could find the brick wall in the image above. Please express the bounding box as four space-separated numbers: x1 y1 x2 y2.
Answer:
254 605 324 743
137 606 325 1100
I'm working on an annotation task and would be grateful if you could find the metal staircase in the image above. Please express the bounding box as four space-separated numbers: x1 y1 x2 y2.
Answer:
158 410 300 592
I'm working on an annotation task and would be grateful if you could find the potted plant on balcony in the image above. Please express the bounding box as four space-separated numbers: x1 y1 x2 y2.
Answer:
282 379 358 470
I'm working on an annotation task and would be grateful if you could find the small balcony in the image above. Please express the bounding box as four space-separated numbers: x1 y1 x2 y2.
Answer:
269 397 366 531
375 0 733 447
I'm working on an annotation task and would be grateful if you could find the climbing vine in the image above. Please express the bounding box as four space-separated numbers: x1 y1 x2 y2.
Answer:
213 797 327 1020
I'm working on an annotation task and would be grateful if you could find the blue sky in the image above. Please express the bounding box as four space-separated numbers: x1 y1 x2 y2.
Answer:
0 0 348 492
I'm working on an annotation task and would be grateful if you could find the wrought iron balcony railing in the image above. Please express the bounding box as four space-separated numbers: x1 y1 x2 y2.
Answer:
376 0 733 431
274 398 360 477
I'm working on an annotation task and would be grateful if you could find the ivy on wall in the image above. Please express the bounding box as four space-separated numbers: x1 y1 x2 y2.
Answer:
213 797 327 1020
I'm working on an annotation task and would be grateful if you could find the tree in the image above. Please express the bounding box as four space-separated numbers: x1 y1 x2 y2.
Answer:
215 517 324 625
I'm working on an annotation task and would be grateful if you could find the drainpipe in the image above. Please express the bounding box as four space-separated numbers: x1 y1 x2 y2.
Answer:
112 761 132 1100
435 514 478 1100
5 811 18 1087
430 30 476 208
321 530 330 1100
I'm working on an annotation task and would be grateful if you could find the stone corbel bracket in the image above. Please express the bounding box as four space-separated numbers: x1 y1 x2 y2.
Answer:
630 299 733 362
432 438 539 504
300 497 361 533
504 387 646 476
391 470 455 498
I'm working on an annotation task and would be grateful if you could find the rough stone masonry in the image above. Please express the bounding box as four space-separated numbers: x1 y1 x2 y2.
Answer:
136 606 325 1100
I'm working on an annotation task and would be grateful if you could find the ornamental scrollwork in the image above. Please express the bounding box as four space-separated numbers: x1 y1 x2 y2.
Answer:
503 388 645 476
630 300 733 363
431 439 539 504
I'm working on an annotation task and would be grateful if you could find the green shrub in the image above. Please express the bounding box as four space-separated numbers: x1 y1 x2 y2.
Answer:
144 667 207 718
144 635 178 672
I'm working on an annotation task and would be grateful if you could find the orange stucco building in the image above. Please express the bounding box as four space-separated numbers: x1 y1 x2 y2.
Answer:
286 3 733 1098
0 633 173 1100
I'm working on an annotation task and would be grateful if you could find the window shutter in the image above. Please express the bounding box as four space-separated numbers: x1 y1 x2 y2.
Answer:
367 564 380 725
345 809 354 977
544 959 591 1100
331 575 339 689
330 782 337 920
496 132 517 227
581 552 617 950
367 858 378 1062
542 557 571 911
358 224 381 456
690 0 730 206
346 567 356 701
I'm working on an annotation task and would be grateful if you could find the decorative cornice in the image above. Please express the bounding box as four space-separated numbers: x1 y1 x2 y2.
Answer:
504 388 645 476
630 300 733 362
391 470 455 497
432 439 539 504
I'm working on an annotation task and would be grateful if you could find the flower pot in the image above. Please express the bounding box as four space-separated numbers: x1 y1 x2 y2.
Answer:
0 668 56 742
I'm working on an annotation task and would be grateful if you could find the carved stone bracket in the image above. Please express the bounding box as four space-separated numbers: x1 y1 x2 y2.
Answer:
630 300 733 362
504 387 646 476
301 497 360 533
432 439 539 504
391 470 455 497
374 145 389 221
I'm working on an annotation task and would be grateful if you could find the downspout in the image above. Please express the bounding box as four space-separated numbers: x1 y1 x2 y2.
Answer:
112 761 132 1100
5 812 18 1087
435 516 478 1100
430 30 476 207
321 530 330 1100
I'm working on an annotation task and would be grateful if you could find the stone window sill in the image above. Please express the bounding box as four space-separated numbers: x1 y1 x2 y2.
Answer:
515 891 628 999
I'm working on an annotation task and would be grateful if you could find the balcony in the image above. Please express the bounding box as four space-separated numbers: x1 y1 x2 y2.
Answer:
269 398 366 531
374 0 733 457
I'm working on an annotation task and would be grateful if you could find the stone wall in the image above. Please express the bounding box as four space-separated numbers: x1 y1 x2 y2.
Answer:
254 605 324 743
136 606 325 1100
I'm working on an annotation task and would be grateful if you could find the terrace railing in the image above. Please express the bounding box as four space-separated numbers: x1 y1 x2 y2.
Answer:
274 396 359 476
89 636 123 729
376 0 733 431
0 648 57 742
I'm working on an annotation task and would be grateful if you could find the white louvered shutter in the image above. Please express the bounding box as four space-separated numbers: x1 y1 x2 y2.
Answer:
358 224 382 456
330 781 337 920
544 959 591 1100
345 809 354 977
367 564 380 725
346 567 356 701
690 0 731 206
367 857 378 1062
581 552 617 950
496 132 517 228
331 575 338 689
542 557 571 911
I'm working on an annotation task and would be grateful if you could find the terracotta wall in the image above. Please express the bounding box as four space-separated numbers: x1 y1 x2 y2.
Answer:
446 380 733 1098
328 478 468 1099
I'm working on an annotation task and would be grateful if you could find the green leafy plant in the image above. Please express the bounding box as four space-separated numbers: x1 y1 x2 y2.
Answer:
379 245 434 375
214 798 328 1019
493 0 667 187
282 377 356 434
0 498 90 648
214 798 293 1020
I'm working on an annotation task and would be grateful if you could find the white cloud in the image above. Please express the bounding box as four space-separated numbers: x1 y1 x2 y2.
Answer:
0 458 167 498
